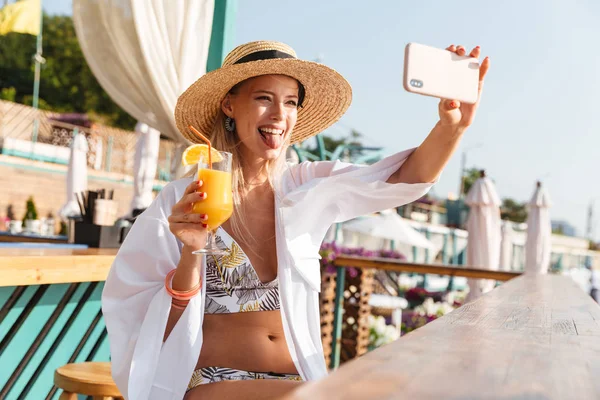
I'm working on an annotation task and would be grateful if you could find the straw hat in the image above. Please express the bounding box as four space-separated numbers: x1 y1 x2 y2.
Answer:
175 41 352 145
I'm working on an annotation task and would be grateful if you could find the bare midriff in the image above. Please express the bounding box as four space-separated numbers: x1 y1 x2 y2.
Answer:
195 310 297 374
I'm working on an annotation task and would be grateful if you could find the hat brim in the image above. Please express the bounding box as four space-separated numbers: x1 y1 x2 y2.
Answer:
175 58 352 145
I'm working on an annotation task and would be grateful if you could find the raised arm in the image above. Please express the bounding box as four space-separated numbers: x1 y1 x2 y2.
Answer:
389 44 490 185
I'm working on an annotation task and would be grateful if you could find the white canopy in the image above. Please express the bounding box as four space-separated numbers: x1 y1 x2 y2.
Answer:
72 0 214 143
342 209 437 252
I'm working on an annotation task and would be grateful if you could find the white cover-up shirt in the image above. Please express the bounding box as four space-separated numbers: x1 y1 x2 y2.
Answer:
102 148 434 400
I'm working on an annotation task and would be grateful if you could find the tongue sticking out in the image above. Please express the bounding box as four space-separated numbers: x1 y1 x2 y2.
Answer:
260 130 284 149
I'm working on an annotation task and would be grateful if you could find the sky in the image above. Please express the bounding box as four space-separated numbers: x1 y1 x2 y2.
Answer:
43 0 600 240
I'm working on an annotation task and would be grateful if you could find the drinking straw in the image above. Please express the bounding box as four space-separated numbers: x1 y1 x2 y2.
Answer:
188 125 213 169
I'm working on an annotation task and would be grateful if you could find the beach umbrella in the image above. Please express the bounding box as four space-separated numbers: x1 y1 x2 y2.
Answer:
464 171 501 302
129 122 161 216
59 132 88 218
499 220 515 271
525 182 552 274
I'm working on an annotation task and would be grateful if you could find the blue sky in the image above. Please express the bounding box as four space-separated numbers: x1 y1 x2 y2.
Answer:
44 0 600 240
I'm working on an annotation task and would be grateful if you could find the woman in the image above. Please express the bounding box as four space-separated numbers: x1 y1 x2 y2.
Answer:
102 41 490 400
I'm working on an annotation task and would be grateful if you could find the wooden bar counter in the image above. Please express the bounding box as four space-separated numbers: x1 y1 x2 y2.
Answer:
287 274 600 400
0 248 118 398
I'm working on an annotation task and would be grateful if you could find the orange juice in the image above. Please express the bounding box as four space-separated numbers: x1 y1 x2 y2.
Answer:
193 168 233 230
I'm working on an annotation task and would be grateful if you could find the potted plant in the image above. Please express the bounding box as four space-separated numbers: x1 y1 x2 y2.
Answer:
22 197 41 234
367 314 400 351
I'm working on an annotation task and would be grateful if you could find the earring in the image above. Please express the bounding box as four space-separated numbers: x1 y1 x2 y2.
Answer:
225 117 236 132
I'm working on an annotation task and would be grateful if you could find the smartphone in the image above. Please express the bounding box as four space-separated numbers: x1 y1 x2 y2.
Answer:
403 43 480 104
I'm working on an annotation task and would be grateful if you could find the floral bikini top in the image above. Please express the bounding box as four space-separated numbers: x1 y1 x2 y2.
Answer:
204 228 280 314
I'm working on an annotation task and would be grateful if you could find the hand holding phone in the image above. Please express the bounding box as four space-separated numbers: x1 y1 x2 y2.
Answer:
403 43 480 104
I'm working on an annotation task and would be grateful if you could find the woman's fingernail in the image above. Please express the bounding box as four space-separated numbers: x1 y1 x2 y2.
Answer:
201 214 207 220
450 101 457 108
202 223 208 229
197 180 202 185
475 46 480 49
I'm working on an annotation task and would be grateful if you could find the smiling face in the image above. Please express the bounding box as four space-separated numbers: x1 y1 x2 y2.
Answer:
221 74 300 164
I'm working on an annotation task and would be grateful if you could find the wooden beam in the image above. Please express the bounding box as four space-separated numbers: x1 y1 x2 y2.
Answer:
334 255 521 281
0 249 117 287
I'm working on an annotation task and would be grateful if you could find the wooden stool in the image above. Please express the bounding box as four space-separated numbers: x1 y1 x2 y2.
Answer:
54 362 122 400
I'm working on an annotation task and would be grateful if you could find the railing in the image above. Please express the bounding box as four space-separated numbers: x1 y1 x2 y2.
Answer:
335 256 521 281
0 100 176 180
328 256 522 369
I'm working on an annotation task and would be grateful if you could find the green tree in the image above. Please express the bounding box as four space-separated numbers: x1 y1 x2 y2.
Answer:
345 129 369 159
319 134 347 155
0 32 36 100
0 87 16 101
501 198 528 223
0 15 136 129
461 168 482 195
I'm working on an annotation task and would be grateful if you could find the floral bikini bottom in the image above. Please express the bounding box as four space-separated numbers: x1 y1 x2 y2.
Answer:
187 366 303 391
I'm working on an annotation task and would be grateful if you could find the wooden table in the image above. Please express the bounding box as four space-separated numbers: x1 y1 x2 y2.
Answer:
0 248 117 286
287 274 600 400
